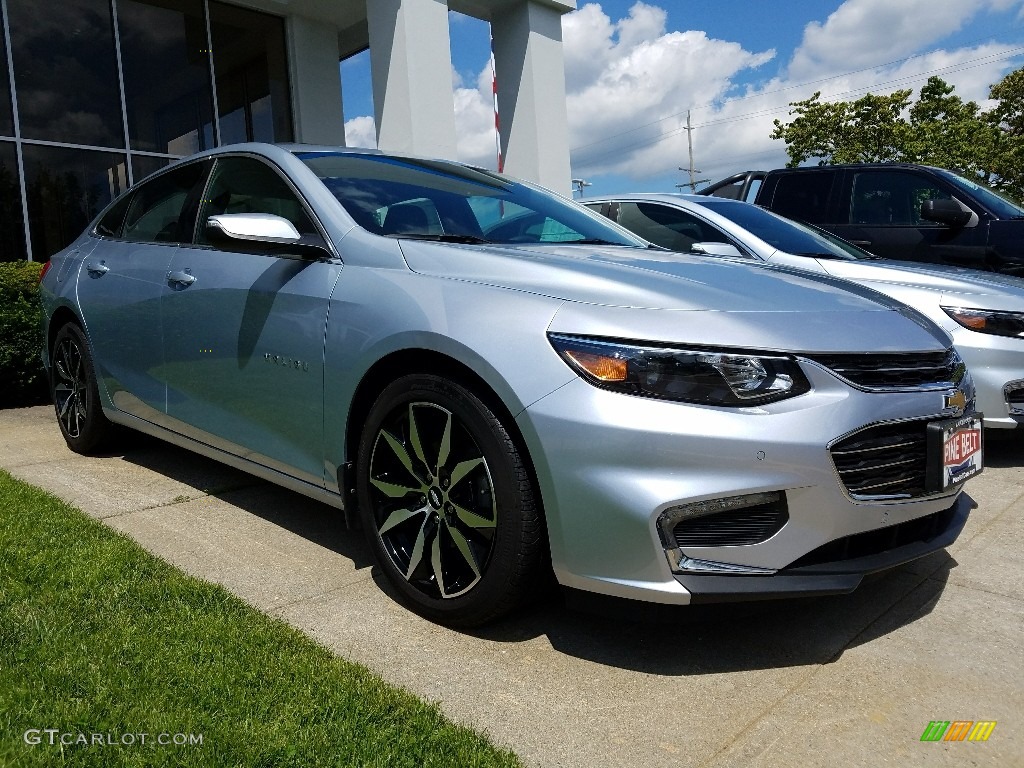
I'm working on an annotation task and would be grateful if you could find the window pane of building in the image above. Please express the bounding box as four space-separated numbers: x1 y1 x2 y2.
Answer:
119 0 215 156
0 21 13 137
8 0 124 148
23 145 129 260
209 2 293 145
0 142 26 261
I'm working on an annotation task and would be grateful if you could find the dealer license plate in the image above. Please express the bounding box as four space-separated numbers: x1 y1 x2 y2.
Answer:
925 415 983 492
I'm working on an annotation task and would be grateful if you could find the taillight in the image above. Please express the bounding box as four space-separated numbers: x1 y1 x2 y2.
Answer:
39 260 52 282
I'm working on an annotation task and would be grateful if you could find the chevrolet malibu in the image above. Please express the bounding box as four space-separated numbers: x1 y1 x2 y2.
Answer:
40 144 981 626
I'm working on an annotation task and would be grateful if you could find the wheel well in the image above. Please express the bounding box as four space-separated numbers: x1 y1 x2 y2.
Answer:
47 307 82 358
344 349 548 532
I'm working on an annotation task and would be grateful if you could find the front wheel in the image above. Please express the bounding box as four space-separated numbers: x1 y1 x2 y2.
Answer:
51 323 115 454
355 375 544 626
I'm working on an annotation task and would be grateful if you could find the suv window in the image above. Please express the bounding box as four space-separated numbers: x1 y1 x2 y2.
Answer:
197 156 317 245
850 170 952 226
769 171 834 224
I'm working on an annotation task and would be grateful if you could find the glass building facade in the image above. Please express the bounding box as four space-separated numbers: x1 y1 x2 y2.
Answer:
0 0 293 261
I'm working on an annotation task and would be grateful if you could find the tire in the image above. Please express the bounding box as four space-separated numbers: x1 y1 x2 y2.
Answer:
51 323 115 454
355 374 544 627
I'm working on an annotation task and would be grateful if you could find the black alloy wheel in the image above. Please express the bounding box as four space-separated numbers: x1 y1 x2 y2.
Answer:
51 324 114 454
356 374 543 626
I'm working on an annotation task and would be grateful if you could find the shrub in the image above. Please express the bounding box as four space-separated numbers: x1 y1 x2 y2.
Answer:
0 260 48 406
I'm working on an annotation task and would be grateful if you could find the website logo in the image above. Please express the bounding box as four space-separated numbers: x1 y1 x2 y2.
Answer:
920 721 996 742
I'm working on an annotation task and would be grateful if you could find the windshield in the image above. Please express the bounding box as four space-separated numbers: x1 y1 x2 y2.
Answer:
295 151 645 247
695 198 865 260
936 168 1024 219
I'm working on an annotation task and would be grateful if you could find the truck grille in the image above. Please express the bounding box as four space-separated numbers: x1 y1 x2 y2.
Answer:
805 349 962 390
829 420 929 499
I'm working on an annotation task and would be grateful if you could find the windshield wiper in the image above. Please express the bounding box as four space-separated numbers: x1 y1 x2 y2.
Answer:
561 238 636 246
387 233 492 244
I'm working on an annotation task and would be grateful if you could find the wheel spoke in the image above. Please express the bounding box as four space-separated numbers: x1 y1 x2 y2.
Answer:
431 532 447 596
370 477 422 499
380 429 420 483
448 456 484 490
446 523 482 582
452 501 496 530
436 411 452 475
408 404 430 470
378 504 427 536
404 516 431 580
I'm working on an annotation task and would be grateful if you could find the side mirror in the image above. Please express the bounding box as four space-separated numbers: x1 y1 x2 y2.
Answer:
206 213 331 259
691 242 745 258
920 199 973 228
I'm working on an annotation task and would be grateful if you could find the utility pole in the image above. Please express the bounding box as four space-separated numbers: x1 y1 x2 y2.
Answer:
678 110 708 193
571 178 591 198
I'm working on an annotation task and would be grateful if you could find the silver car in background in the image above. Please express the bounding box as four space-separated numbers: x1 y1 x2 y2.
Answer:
40 144 981 626
583 193 1024 429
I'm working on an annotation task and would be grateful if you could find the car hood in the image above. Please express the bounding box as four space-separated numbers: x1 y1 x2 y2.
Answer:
819 258 1024 313
399 241 951 353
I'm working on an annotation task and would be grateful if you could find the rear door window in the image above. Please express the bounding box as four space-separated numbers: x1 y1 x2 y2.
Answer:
769 172 835 224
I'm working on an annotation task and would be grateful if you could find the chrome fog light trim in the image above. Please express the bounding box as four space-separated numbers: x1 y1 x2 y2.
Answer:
665 549 777 575
657 491 782 546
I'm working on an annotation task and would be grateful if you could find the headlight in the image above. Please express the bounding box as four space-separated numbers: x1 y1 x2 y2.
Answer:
549 334 811 406
941 306 1024 338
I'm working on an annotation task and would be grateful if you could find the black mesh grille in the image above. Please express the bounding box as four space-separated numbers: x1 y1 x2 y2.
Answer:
788 506 956 569
830 420 929 498
673 504 788 548
806 349 960 390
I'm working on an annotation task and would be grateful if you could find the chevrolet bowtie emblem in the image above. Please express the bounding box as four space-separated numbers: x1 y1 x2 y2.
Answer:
945 389 967 414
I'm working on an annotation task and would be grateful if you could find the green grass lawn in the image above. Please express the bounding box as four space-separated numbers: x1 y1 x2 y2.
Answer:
0 469 520 768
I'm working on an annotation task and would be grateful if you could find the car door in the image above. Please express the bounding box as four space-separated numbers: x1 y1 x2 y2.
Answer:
831 168 988 268
161 154 342 487
75 160 210 421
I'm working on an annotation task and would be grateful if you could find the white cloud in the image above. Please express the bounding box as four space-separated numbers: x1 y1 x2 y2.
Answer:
787 0 1013 80
344 116 377 149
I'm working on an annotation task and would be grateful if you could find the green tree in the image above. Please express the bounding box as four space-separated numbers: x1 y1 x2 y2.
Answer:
770 89 913 166
986 67 1024 197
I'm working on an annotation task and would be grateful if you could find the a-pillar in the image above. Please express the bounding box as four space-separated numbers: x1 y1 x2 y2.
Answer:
491 1 572 196
366 0 459 158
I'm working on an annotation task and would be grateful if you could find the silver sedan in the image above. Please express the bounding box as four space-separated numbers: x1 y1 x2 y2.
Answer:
40 145 980 626
582 193 1024 430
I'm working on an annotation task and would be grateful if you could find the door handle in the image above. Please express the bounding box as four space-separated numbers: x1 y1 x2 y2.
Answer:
167 269 197 286
85 261 109 276
850 240 872 247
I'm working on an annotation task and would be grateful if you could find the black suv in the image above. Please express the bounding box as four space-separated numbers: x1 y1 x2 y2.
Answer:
701 164 1024 275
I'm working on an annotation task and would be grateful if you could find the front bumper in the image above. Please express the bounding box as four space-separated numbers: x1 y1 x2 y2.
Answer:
677 492 971 602
517 363 976 606
954 329 1024 429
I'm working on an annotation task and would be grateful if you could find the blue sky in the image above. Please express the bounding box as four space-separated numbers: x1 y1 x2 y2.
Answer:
340 1 1024 196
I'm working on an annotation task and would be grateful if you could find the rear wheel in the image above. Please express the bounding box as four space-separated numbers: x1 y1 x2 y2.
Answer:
355 374 543 626
51 323 115 454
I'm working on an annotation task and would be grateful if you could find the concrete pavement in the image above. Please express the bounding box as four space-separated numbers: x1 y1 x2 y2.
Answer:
2 404 1021 767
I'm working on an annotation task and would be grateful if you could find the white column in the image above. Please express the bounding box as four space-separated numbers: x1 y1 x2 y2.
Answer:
287 15 346 145
366 0 458 158
491 1 571 196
